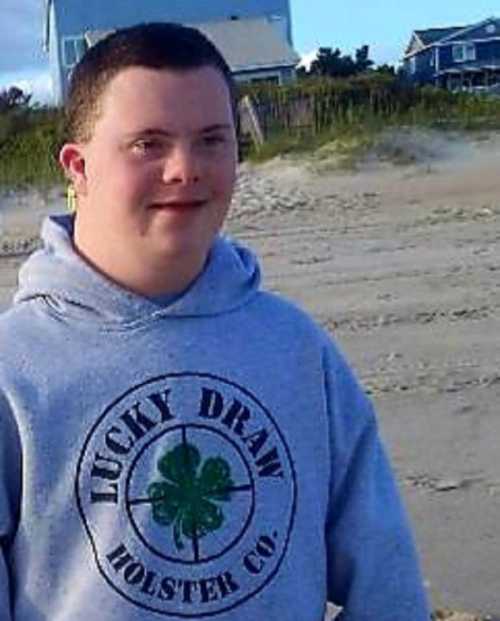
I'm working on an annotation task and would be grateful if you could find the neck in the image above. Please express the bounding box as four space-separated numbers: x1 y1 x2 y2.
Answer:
73 216 208 298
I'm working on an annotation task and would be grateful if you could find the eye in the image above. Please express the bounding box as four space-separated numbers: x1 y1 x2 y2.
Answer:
201 134 226 147
131 138 161 155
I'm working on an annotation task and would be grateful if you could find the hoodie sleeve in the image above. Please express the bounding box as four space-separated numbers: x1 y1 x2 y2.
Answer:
0 394 21 621
322 342 430 621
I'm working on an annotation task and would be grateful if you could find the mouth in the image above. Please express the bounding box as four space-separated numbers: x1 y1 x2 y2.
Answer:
149 200 208 211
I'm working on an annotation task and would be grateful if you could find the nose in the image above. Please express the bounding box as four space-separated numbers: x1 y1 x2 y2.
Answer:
161 143 201 186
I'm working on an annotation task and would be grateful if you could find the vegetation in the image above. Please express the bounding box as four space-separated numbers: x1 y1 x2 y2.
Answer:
0 87 65 188
239 72 500 162
297 45 376 79
2 55 500 187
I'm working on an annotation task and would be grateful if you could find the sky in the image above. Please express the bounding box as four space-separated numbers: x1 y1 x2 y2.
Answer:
1 0 499 104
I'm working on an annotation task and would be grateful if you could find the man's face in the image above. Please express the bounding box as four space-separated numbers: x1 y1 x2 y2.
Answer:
65 65 237 271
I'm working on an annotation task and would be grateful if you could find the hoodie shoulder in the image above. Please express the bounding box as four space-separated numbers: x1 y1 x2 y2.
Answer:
251 288 332 349
0 302 45 358
13 217 263 325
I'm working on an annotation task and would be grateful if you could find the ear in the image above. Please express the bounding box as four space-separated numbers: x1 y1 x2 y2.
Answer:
59 143 88 196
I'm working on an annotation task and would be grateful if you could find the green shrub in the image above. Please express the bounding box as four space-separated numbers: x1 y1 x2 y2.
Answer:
2 78 500 183
0 107 66 188
239 76 500 160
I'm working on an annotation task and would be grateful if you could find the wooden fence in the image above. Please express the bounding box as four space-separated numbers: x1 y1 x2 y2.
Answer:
237 76 500 149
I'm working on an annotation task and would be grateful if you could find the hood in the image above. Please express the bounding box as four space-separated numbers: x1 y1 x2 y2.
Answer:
14 214 261 327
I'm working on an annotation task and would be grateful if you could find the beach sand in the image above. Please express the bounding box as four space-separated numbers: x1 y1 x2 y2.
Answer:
1 128 499 618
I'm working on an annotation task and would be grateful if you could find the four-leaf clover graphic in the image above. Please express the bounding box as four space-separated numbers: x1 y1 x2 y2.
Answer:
148 442 234 552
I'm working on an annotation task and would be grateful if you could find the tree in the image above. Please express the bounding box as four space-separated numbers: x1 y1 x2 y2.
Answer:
296 65 309 80
309 47 356 78
305 45 375 79
375 64 396 76
355 45 374 73
0 86 32 113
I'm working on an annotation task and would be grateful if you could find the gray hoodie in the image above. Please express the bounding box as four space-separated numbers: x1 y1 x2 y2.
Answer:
0 214 429 620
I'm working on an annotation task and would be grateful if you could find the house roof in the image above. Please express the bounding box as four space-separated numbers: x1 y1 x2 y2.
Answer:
85 31 113 47
414 26 464 46
86 18 300 73
193 18 299 71
404 16 500 58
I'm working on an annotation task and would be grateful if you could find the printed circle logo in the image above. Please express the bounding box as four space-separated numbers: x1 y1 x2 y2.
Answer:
76 373 297 617
127 424 255 565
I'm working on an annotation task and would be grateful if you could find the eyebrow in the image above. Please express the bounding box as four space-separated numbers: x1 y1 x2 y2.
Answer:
125 124 233 139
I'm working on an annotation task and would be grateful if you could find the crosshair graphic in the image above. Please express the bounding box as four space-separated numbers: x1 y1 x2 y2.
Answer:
76 373 297 618
126 424 256 565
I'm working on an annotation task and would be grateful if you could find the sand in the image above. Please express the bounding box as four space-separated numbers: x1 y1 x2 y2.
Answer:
1 128 499 618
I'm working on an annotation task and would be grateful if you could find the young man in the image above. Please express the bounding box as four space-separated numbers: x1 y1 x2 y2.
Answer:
0 23 430 620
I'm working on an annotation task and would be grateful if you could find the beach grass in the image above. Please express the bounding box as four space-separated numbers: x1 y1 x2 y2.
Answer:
2 77 500 186
243 76 500 163
0 107 65 189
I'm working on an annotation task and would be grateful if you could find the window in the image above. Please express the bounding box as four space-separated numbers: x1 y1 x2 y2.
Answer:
430 51 435 67
486 24 496 34
452 43 476 63
250 76 280 85
409 56 417 74
62 36 88 68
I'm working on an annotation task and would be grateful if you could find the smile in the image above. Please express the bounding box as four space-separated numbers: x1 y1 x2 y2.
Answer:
149 201 207 211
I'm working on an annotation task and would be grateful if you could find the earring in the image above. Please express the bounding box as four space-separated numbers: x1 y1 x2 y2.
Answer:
67 185 77 212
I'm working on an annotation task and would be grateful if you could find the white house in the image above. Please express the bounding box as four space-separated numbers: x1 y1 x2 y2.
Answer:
43 0 299 104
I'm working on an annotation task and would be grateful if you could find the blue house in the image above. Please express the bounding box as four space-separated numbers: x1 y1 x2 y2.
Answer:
43 0 299 104
402 16 500 91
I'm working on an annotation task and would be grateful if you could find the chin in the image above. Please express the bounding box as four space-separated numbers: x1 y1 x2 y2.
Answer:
151 237 211 262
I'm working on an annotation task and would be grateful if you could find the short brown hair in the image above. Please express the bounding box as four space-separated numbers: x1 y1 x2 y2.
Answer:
66 22 237 142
